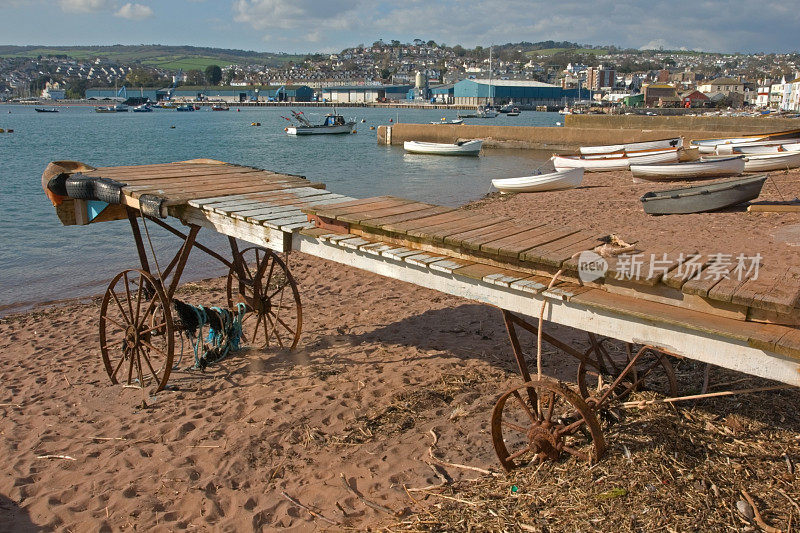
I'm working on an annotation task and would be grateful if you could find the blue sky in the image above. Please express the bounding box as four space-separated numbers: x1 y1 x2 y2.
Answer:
1 0 798 54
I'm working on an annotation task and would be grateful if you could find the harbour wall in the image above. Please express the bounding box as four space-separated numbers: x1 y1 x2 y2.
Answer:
378 116 799 150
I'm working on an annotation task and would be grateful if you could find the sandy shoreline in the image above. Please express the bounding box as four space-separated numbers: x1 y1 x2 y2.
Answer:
3 168 800 531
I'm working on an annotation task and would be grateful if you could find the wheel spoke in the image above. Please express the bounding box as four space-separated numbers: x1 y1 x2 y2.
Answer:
502 420 529 433
139 338 168 359
111 347 128 381
139 321 168 336
507 445 534 461
561 445 590 462
139 347 161 385
511 390 537 424
556 417 586 437
544 391 556 423
267 279 287 301
251 312 263 343
123 271 135 326
109 290 131 325
102 314 128 331
133 274 144 326
269 311 296 337
126 343 135 385
265 313 283 348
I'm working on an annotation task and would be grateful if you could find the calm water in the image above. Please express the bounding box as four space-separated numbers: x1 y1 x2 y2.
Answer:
0 105 559 313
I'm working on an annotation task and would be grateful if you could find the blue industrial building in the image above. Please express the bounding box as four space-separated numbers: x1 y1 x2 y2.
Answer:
453 79 580 107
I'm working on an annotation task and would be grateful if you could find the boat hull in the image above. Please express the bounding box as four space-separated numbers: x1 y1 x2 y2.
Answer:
580 137 682 155
403 140 483 155
640 175 767 215
553 148 679 172
492 168 584 193
743 151 800 172
287 123 355 135
631 156 745 181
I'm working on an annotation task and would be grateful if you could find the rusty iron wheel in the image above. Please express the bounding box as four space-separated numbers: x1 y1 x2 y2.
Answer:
99 269 174 392
491 377 606 471
577 334 678 407
226 247 302 350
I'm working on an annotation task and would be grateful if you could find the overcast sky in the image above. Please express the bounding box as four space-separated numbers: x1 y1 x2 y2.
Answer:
1 0 798 54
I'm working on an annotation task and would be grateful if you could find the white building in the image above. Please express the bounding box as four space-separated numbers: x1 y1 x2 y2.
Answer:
41 81 65 100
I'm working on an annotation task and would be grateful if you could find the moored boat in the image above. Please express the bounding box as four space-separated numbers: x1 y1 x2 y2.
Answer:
176 104 195 112
640 175 768 215
630 156 745 181
506 108 520 116
580 137 683 155
430 118 464 125
35 107 59 113
492 168 584 193
95 105 117 113
403 140 483 156
210 104 230 111
132 104 152 112
286 108 355 135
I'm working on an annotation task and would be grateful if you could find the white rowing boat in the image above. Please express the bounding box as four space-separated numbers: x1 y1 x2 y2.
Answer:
579 137 683 155
742 151 800 172
403 139 483 155
691 128 800 154
491 168 584 193
715 138 800 155
631 156 745 181
553 147 680 172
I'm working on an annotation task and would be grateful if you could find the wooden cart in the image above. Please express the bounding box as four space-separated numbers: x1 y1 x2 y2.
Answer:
42 159 800 470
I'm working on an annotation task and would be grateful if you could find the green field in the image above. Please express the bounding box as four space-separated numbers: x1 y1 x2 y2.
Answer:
0 45 303 69
525 48 609 57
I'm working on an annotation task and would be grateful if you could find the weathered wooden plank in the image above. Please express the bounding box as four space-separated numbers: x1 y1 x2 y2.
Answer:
339 237 373 249
682 254 739 297
417 215 511 243
264 215 310 230
483 225 576 258
451 263 513 281
360 242 396 256
508 277 549 294
442 220 519 248
337 201 433 225
732 265 800 314
321 197 417 221
379 209 475 235
303 196 390 217
405 252 447 267
382 247 420 261
531 233 608 268
428 257 475 274
358 205 454 229
661 253 708 289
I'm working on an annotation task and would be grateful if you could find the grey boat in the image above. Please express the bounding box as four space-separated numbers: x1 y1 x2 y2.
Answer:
640 174 767 215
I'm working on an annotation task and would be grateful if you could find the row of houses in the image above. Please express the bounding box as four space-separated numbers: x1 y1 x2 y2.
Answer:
756 76 800 111
84 78 584 107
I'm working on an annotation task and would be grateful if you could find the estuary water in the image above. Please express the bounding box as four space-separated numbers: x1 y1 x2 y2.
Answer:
0 104 559 314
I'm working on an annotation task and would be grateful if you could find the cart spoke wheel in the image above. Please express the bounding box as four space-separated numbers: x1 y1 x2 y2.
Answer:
99 269 174 392
578 334 677 407
491 377 606 471
227 247 302 350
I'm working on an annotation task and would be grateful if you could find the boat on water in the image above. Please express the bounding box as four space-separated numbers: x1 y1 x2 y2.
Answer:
640 175 768 215
132 104 152 112
95 106 117 113
690 128 800 153
211 104 230 111
430 118 464 125
176 104 196 112
506 108 520 117
35 107 59 113
703 151 800 172
286 109 355 135
579 137 683 155
499 101 516 113
113 104 129 112
403 140 483 156
553 147 681 172
492 168 583 193
630 156 745 181
458 105 500 119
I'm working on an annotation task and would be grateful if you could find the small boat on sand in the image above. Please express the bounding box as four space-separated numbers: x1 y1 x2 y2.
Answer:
580 137 682 155
631 156 745 181
640 175 768 215
553 147 680 172
739 151 800 172
690 128 800 153
403 140 483 155
492 168 583 193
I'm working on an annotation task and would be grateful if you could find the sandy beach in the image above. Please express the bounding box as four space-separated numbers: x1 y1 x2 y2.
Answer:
3 167 800 531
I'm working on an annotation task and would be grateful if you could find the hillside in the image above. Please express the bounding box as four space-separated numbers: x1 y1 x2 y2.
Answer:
0 45 304 70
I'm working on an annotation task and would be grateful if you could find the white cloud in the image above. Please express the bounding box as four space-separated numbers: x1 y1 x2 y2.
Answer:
233 0 365 42
115 2 154 20
58 0 109 12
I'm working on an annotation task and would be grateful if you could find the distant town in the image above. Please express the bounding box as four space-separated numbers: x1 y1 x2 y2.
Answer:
2 41 799 111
